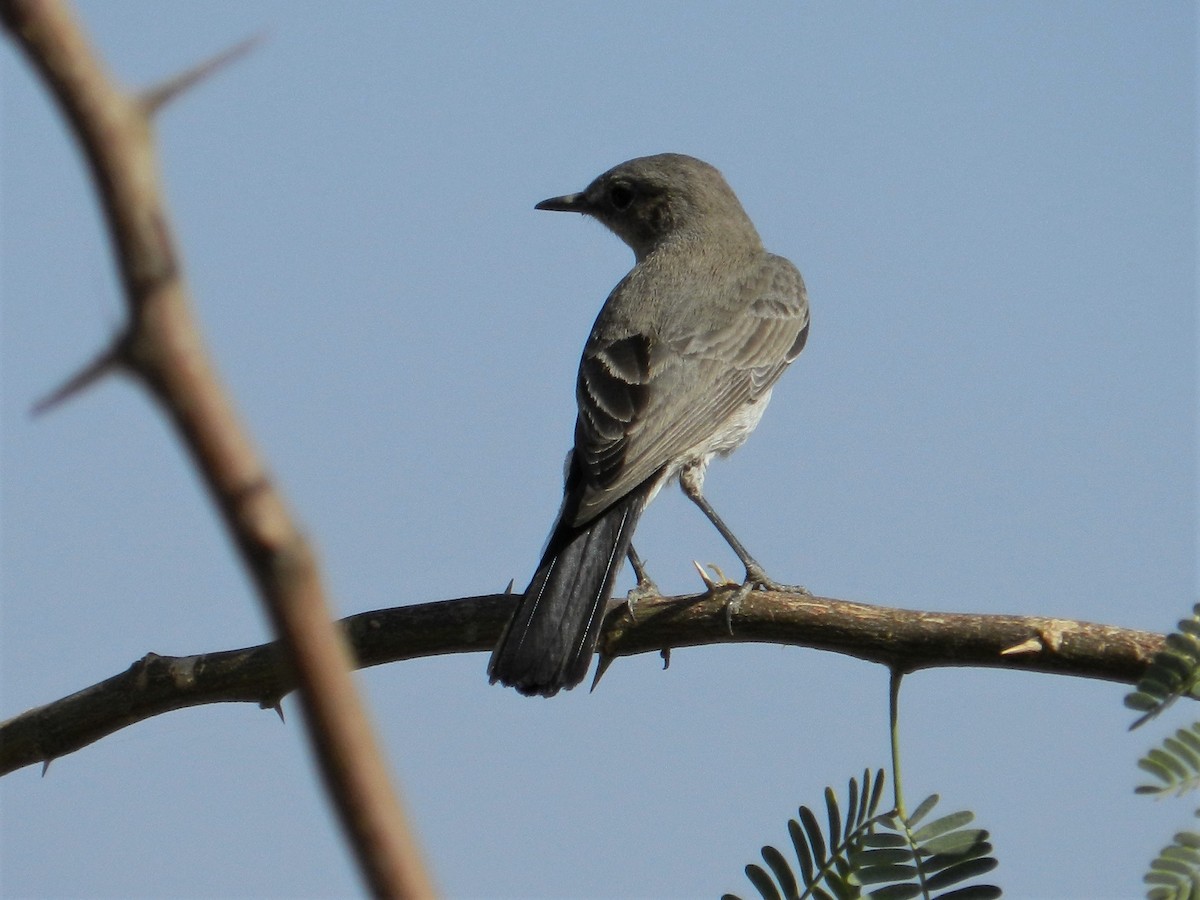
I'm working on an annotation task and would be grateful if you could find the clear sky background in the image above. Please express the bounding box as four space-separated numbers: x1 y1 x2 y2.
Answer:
1 3 1195 898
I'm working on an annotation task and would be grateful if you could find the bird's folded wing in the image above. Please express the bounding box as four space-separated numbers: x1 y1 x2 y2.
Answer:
572 256 809 525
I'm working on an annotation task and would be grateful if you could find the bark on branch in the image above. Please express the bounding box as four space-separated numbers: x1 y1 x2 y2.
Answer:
0 2 432 896
0 587 1164 776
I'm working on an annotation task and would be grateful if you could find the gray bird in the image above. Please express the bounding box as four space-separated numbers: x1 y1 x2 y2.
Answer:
488 153 810 697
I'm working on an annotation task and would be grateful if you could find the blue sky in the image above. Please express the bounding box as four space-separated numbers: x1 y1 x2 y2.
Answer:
1 3 1195 897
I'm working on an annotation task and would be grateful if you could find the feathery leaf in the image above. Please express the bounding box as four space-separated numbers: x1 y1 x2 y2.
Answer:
1128 604 1200 730
729 772 1000 899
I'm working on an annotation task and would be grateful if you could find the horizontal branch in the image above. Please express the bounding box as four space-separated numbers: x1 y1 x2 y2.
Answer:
0 588 1164 776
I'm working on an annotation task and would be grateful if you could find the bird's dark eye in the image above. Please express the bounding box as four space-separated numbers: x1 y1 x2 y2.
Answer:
608 184 634 211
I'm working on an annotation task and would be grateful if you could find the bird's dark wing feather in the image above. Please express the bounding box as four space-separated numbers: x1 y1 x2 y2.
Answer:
572 255 808 525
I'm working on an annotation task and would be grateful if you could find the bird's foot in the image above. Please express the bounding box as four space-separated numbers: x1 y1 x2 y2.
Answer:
702 562 813 635
742 562 811 597
692 561 751 635
624 574 661 623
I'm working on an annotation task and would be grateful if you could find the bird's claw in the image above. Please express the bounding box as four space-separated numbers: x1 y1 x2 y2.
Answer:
724 580 754 634
743 563 811 597
624 576 660 622
693 561 753 634
727 565 813 634
695 560 810 633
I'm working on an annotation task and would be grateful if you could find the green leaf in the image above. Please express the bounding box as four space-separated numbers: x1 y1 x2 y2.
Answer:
920 829 989 856
1178 619 1200 639
1145 829 1200 900
846 777 861 843
933 886 1002 900
849 848 912 868
828 874 859 900
1161 843 1200 867
906 794 940 828
854 862 915 885
924 842 994 874
1137 729 1200 796
1128 605 1200 729
1178 727 1200 755
1165 633 1200 658
865 884 922 900
868 770 887 818
788 818 815 886
1127 691 1161 712
800 806 829 866
859 834 908 849
826 787 843 854
745 863 782 900
925 856 999 890
761 845 799 900
912 811 975 844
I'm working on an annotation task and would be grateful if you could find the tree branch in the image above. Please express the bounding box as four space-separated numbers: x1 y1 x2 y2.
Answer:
0 588 1165 776
0 2 432 896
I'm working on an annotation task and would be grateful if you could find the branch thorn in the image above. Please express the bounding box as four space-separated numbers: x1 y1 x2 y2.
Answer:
693 560 734 592
1000 636 1043 656
31 337 125 416
589 654 615 693
141 33 264 115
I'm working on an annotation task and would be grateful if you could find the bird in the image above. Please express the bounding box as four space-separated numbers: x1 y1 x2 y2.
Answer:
488 153 810 697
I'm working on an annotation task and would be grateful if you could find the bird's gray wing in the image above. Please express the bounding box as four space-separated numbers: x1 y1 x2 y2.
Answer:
571 255 808 525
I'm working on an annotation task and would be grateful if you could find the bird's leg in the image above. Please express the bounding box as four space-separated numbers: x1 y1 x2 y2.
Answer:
624 544 660 621
627 544 656 588
678 463 776 585
678 463 809 630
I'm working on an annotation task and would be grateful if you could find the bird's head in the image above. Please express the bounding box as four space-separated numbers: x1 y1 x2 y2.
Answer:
536 153 758 261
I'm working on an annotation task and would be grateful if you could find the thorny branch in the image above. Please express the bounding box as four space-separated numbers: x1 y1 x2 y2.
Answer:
1 587 1164 776
0 2 433 896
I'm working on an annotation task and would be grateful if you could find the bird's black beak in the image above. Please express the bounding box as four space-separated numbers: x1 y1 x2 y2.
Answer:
535 192 588 213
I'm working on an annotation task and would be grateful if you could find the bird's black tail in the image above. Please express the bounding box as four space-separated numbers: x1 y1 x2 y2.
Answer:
488 480 652 697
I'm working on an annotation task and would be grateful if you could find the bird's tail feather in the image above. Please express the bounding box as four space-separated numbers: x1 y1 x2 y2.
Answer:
489 481 651 697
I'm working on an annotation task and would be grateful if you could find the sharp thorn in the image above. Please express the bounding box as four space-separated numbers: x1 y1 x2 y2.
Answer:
504 579 515 595
141 33 265 114
41 759 52 777
1000 637 1043 656
273 702 285 724
692 560 737 592
31 339 124 416
589 654 615 692
692 560 717 591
